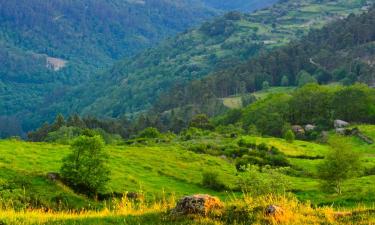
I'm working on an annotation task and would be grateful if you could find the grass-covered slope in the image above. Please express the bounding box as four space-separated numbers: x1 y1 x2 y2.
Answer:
0 125 375 224
74 0 371 117
0 139 238 209
0 125 374 211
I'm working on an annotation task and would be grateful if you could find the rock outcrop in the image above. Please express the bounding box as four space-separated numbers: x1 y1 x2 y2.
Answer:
172 194 223 216
334 120 350 129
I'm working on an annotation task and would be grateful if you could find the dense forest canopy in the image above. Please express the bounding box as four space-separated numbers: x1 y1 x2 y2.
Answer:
0 0 278 137
153 5 375 117
69 0 371 120
202 0 278 11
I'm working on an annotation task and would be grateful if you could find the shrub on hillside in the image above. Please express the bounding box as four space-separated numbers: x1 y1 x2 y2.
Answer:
234 143 290 170
189 114 214 130
283 129 295 143
237 165 289 196
187 143 209 154
237 138 256 149
215 124 244 138
235 155 264 171
364 166 375 176
180 127 206 140
138 127 160 139
202 171 227 191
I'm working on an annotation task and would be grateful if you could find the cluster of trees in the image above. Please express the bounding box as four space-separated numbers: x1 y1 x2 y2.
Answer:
27 111 187 142
154 6 375 115
27 83 375 143
216 84 375 137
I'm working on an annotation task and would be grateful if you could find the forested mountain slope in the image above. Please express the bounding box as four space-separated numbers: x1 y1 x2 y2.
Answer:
154 5 375 116
0 0 275 137
203 0 278 12
74 0 371 118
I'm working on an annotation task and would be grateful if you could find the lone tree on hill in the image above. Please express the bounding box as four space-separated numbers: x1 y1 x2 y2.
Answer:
284 129 295 143
61 135 110 196
189 114 214 130
318 140 361 194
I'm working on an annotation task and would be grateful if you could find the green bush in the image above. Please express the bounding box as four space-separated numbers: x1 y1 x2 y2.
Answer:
235 155 264 171
237 138 256 149
187 143 208 154
364 166 375 176
284 129 295 143
234 143 289 170
180 127 205 140
138 127 160 139
215 124 244 137
201 171 227 191
45 126 82 144
237 165 289 196
189 114 214 130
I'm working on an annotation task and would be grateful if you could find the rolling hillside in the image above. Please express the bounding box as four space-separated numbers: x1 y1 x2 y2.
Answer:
71 0 371 118
154 4 375 116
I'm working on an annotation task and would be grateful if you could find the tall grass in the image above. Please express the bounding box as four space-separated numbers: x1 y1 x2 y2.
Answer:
1 194 374 225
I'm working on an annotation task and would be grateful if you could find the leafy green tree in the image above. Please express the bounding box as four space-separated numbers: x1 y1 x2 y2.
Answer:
53 114 65 131
288 84 332 125
45 126 82 144
189 114 214 130
284 129 295 143
27 122 51 142
281 75 289 86
331 84 375 122
241 95 257 107
138 127 161 139
247 124 259 136
262 81 270 90
67 114 86 128
332 68 347 81
318 140 361 194
255 113 285 137
297 70 317 87
242 94 291 137
61 135 110 196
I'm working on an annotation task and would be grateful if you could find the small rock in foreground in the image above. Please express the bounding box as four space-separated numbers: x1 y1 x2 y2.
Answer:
172 194 223 216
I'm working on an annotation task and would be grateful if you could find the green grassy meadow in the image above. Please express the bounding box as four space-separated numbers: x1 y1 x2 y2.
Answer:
1 125 374 207
0 125 374 224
